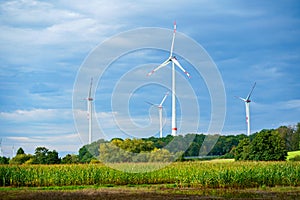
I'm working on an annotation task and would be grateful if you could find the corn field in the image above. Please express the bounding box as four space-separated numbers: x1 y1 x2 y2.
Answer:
0 161 299 188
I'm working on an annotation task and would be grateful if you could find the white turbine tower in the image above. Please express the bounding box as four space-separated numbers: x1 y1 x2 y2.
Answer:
86 78 93 144
237 82 256 136
147 21 190 136
146 92 169 138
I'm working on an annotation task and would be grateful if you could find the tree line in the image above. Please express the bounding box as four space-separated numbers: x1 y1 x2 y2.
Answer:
1 123 299 164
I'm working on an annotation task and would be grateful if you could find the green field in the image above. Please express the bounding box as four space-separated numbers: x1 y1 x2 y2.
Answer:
287 150 300 160
1 161 299 188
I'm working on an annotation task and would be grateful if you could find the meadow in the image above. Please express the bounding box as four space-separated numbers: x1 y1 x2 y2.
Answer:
287 150 300 160
1 161 299 189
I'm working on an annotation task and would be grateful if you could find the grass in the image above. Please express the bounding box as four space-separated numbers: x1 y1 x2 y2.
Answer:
202 158 234 163
287 150 300 160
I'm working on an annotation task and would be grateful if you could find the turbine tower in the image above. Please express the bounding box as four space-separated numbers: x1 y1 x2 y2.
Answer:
86 78 93 144
237 82 256 136
146 92 169 138
147 21 190 136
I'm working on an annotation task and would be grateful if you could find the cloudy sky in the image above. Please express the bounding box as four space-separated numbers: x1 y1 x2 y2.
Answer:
0 0 299 157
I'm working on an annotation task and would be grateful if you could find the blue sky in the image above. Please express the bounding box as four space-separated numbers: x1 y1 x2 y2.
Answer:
0 0 299 157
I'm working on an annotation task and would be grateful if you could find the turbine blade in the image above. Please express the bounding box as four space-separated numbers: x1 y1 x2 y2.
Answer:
147 58 171 76
159 92 169 106
88 78 93 98
145 101 155 106
171 57 191 78
246 82 256 101
169 21 176 57
235 96 246 102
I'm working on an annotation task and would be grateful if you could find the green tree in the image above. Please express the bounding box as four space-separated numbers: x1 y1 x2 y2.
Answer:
0 156 9 164
9 154 33 164
248 130 287 161
61 154 79 164
16 147 25 155
99 142 131 163
78 139 106 163
149 148 174 162
296 123 300 150
78 146 94 163
233 138 250 161
277 125 299 151
47 150 60 164
31 147 60 164
32 147 48 164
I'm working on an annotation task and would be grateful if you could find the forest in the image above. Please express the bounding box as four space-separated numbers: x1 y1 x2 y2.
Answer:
1 123 299 164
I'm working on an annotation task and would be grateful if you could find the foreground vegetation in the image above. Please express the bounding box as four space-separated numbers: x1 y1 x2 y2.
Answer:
1 161 299 188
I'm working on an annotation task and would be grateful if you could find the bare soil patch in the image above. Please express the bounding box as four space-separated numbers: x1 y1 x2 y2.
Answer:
1 187 300 200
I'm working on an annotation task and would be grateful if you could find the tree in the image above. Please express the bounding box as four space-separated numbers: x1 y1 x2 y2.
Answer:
296 123 300 150
31 147 60 164
233 138 250 161
149 148 174 162
32 147 49 164
277 125 299 151
61 154 79 164
234 129 287 161
99 142 132 163
248 130 287 161
78 146 94 163
16 147 25 155
9 154 33 164
0 156 9 164
47 150 60 164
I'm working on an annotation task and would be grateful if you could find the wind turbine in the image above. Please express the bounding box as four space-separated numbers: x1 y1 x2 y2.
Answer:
147 21 190 136
146 92 169 138
86 78 93 144
237 82 256 136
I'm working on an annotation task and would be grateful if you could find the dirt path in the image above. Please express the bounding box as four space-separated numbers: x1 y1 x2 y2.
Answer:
1 187 300 200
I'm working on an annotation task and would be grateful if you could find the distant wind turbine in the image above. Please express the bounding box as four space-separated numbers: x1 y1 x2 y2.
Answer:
86 78 93 144
146 92 169 138
147 21 190 136
236 82 256 136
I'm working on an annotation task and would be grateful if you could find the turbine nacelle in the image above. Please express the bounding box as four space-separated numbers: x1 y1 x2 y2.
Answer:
147 56 191 78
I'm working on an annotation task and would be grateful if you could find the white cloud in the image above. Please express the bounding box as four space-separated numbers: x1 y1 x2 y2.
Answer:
282 99 300 111
0 108 72 122
4 133 82 156
1 0 82 26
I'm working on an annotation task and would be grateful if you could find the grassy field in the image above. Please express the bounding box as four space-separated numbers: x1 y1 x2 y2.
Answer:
287 150 300 160
1 161 299 188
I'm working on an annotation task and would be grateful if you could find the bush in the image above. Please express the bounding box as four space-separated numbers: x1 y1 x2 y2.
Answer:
290 155 300 161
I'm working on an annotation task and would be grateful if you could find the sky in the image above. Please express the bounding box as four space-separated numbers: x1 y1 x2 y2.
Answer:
0 0 299 157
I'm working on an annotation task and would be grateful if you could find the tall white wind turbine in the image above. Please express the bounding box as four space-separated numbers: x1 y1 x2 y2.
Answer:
237 82 256 136
147 21 190 136
146 92 169 138
86 78 93 144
